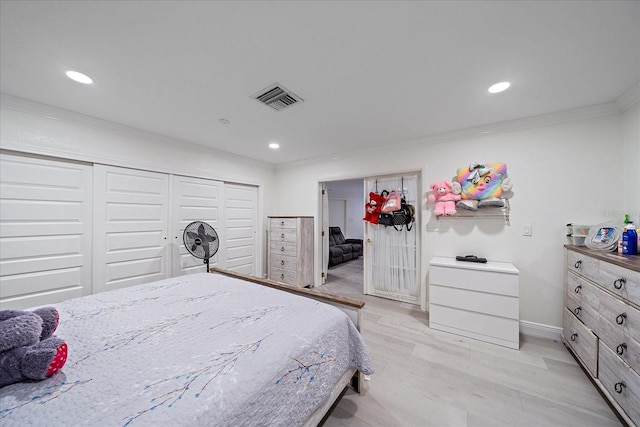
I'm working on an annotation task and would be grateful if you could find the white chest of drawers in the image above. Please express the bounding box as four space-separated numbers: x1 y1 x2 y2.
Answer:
268 216 314 288
428 257 520 349
564 246 640 426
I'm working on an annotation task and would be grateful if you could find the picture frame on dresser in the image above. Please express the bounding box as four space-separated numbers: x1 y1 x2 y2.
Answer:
563 245 640 426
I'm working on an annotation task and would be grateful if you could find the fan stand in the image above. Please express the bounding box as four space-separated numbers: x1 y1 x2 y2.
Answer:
204 257 210 273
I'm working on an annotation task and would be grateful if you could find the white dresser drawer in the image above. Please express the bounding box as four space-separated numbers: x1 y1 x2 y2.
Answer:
429 304 519 349
269 240 298 257
270 228 298 243
599 261 640 308
269 254 298 272
430 284 518 319
269 218 298 230
269 267 297 286
564 308 598 377
429 264 518 297
599 342 640 424
567 250 599 283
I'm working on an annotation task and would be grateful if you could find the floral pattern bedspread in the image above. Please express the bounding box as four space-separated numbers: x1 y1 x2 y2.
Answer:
0 273 373 426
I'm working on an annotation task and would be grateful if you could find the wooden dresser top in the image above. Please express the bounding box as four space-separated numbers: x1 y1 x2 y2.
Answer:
565 245 640 273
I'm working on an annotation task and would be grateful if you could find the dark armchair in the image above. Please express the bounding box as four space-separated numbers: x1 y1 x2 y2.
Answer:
328 226 363 267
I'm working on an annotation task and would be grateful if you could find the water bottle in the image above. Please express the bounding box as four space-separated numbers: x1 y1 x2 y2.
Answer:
622 222 638 255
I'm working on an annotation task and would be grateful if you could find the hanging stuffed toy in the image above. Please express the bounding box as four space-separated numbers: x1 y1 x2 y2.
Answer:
454 162 513 210
363 192 384 224
428 181 460 216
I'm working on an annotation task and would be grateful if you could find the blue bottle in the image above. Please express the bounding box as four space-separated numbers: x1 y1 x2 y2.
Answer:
622 222 638 255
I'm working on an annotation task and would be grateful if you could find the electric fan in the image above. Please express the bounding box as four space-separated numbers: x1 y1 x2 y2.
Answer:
183 221 219 272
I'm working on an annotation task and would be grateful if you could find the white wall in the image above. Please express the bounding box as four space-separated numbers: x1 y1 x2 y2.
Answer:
272 108 638 330
622 103 640 221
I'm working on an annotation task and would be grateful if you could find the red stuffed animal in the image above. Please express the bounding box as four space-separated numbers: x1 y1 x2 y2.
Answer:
363 192 384 224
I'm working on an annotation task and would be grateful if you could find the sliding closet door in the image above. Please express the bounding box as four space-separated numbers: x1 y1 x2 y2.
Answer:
364 174 420 305
223 183 258 275
0 153 93 309
93 165 170 293
171 175 223 276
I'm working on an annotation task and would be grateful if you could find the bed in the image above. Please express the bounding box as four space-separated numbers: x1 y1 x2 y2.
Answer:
0 269 373 426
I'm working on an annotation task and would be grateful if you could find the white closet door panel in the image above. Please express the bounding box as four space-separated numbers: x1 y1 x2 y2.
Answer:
93 165 169 293
224 183 257 275
0 153 92 309
172 175 222 276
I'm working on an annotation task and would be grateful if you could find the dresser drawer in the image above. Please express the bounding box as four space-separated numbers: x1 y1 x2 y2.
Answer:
564 308 598 377
270 254 298 272
567 250 599 283
599 317 640 375
270 228 298 243
269 218 298 230
566 271 600 332
430 265 518 296
269 267 297 286
599 291 640 348
269 240 298 257
599 342 640 424
599 261 640 308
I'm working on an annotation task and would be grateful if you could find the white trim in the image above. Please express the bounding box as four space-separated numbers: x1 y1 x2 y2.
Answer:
519 320 563 341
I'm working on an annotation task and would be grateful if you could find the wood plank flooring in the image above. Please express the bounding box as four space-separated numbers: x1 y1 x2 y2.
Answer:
316 258 621 427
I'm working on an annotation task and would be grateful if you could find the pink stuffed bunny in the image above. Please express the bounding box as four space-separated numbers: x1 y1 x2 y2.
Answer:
428 181 460 216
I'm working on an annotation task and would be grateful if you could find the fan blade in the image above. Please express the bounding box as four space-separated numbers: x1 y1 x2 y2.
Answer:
191 243 198 252
203 245 210 260
198 224 205 235
186 231 199 240
203 233 217 243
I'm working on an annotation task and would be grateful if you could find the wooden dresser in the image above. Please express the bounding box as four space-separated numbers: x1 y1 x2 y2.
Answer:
564 246 640 426
268 216 314 288
429 257 520 350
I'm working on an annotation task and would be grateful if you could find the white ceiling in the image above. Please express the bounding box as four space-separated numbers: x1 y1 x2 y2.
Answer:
1 1 638 165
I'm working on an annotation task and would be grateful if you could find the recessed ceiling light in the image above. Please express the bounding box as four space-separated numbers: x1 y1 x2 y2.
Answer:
268 143 280 149
66 70 93 84
488 81 510 93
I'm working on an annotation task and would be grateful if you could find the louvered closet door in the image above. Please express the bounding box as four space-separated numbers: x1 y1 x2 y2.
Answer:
0 153 93 309
93 165 170 293
171 175 222 276
224 183 258 275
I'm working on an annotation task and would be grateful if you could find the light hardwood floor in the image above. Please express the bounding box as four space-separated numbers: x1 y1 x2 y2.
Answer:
317 258 621 427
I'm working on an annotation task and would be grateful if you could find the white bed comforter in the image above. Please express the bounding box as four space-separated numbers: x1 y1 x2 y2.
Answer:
0 273 373 426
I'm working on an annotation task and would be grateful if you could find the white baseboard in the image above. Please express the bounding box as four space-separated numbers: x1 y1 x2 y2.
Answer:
520 320 563 341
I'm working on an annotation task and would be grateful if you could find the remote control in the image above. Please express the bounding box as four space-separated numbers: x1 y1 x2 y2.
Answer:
455 255 487 263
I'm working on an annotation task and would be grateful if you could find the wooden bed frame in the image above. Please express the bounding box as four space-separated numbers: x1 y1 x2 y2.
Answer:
210 267 366 425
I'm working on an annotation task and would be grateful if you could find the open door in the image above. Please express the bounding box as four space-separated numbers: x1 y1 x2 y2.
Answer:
320 182 329 284
364 174 420 305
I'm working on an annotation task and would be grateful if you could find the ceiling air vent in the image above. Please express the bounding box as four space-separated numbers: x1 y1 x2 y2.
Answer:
251 83 303 111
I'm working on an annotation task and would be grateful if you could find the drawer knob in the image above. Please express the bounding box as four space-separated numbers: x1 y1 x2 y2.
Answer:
616 343 627 356
574 260 582 269
281 233 285 240
280 221 285 227
281 260 285 266
280 246 285 252
280 273 285 279
616 312 627 325
573 306 581 316
613 277 626 290
614 381 626 394
574 285 582 293
570 333 578 342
